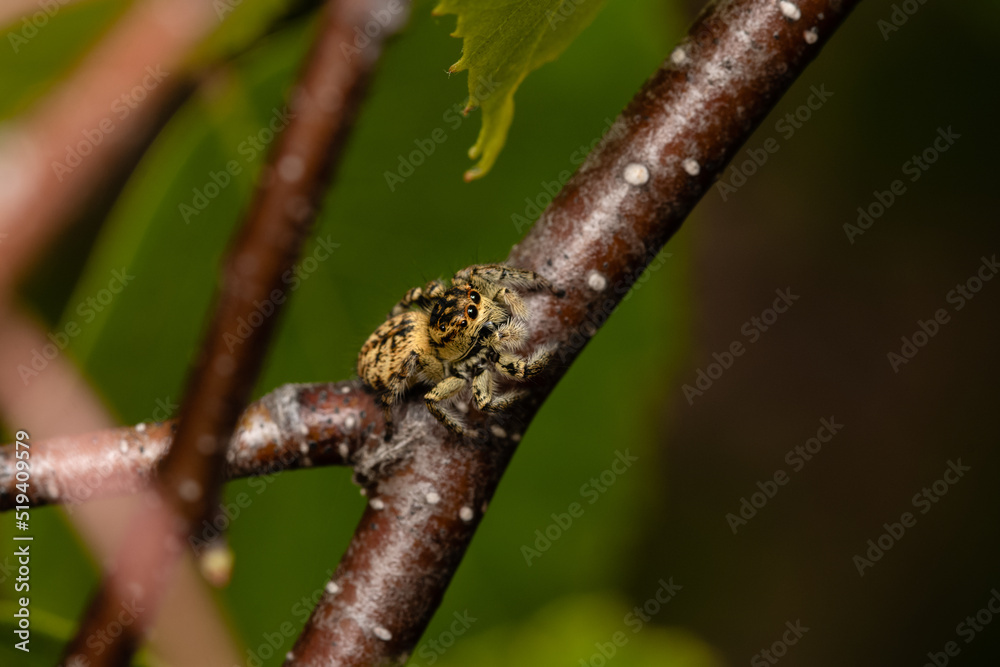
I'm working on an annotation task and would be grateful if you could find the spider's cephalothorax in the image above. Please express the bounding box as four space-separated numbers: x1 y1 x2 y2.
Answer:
358 264 563 438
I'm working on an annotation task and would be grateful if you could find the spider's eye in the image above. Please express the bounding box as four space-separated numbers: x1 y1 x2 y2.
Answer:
460 320 467 328
469 291 481 304
439 323 447 332
466 305 478 319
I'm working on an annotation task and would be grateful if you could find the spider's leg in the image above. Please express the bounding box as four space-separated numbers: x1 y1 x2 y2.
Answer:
424 375 469 436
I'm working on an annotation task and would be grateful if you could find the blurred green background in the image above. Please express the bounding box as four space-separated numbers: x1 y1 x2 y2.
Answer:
1 0 998 665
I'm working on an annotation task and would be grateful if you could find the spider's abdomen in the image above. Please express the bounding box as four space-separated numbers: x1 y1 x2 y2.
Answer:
358 311 432 398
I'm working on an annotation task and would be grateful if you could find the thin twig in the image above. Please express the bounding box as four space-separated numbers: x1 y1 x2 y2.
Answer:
59 0 410 664
286 0 859 664
0 381 380 511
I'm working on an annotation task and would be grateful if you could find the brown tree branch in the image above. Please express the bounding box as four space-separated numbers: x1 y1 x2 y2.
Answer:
286 0 860 664
59 0 410 664
0 381 380 511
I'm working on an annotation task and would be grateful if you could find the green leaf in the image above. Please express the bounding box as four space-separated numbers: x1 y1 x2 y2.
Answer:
433 0 608 180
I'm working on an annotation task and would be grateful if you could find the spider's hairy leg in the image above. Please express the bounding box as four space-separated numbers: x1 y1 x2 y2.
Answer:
454 264 564 297
494 287 527 319
390 280 447 317
424 376 469 436
494 345 554 381
491 318 527 350
473 370 527 413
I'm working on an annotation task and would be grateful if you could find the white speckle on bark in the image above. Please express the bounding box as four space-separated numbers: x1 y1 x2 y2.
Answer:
344 414 357 431
278 155 305 183
490 424 507 439
338 443 349 458
299 442 309 454
587 271 607 292
459 506 474 522
136 423 147 433
670 47 687 65
779 1 801 20
374 626 392 641
370 498 385 510
119 439 128 454
326 581 340 594
804 27 818 44
425 491 441 505
682 158 701 176
623 162 649 186
511 433 522 443
178 479 201 502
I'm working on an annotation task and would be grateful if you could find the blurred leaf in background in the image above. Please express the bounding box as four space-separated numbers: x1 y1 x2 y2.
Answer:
432 0 609 180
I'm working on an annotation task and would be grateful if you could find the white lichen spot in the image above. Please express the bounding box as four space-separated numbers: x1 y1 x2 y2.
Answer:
779 1 801 21
459 506 474 522
682 158 701 176
623 162 649 186
370 498 385 510
490 424 507 439
344 414 357 431
374 626 392 641
587 270 608 292
670 47 687 65
136 423 147 433
804 27 818 44
326 581 340 594
277 155 305 183
425 491 441 505
178 479 201 502
119 439 128 454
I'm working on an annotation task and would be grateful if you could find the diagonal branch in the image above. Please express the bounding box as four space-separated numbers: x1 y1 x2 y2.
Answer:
286 0 859 665
59 0 411 665
0 381 381 511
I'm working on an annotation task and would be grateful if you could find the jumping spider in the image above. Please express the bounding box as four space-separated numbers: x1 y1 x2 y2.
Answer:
358 264 563 438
